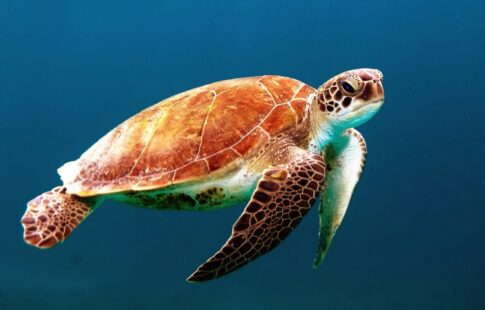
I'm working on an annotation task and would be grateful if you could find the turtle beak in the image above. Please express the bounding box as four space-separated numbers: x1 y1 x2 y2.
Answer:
350 69 385 113
356 69 384 100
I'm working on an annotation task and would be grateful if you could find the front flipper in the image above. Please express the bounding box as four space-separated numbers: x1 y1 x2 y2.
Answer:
188 151 325 282
313 128 367 267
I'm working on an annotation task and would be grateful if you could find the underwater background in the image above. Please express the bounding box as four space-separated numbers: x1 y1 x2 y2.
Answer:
1 0 484 309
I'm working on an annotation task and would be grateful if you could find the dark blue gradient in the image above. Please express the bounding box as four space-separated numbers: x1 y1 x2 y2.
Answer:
1 1 484 309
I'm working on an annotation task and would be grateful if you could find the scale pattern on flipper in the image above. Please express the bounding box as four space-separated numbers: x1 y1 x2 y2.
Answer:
21 187 95 249
188 151 325 282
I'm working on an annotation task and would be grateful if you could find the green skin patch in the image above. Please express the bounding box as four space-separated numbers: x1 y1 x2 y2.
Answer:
109 169 261 211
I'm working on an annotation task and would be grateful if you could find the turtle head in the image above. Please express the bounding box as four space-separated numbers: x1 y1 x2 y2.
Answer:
315 68 384 129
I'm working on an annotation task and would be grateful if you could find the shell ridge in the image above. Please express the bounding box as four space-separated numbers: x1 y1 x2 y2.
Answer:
130 85 277 178
127 108 166 178
291 83 305 101
257 81 277 106
200 105 275 161
127 91 205 179
135 82 275 183
134 80 296 178
286 82 305 123
68 76 311 195
195 90 217 159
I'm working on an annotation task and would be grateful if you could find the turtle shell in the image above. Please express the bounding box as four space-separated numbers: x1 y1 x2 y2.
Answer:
59 76 316 196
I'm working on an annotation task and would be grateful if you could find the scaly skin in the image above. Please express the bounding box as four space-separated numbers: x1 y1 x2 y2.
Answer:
110 167 261 211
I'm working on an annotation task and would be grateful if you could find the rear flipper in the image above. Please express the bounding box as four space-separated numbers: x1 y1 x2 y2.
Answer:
21 186 98 249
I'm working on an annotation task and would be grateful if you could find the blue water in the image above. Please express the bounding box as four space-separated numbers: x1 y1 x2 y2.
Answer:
1 0 484 309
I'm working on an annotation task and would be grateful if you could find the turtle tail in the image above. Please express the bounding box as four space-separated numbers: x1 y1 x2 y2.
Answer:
21 186 99 249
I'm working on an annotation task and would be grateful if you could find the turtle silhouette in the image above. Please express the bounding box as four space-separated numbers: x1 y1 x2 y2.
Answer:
21 69 385 282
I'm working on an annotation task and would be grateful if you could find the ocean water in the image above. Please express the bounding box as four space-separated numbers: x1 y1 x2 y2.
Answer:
1 0 484 309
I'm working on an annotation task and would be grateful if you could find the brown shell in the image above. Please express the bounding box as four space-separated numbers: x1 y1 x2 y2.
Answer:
59 76 316 196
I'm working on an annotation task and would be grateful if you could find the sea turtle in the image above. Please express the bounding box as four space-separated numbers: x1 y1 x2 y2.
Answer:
21 69 385 282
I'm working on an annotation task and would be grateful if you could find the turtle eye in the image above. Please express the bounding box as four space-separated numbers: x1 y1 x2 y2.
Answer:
341 82 355 93
339 77 362 95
